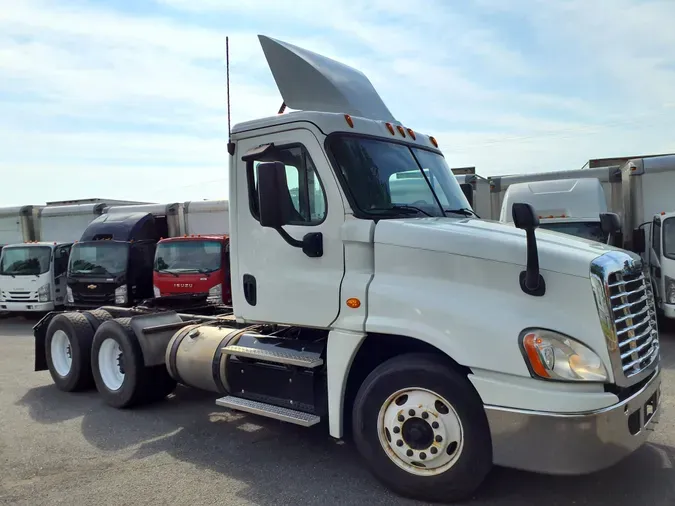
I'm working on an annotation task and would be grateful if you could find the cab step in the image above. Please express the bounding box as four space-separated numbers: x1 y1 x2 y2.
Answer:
222 344 324 368
216 395 321 427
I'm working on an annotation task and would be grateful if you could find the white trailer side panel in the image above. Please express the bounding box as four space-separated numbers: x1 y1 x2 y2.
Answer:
0 206 42 245
184 200 229 235
38 203 107 242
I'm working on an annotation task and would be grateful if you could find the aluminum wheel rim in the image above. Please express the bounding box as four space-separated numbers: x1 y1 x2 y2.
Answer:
50 330 72 377
377 387 464 476
98 338 125 391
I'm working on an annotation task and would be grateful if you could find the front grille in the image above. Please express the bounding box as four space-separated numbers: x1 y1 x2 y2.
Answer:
73 292 115 304
607 271 659 377
4 291 37 302
591 251 660 387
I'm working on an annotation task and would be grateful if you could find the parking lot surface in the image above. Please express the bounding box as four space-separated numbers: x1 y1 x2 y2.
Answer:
1 316 675 506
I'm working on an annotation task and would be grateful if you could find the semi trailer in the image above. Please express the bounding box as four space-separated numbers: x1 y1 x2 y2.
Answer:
31 35 661 502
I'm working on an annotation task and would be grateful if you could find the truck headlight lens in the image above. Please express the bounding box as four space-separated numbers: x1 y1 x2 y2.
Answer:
38 283 51 302
665 276 675 305
207 283 222 303
520 329 608 382
66 286 73 303
115 285 127 304
153 285 161 298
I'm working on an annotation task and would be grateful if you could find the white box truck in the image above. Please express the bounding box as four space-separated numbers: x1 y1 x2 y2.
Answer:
30 35 661 502
0 203 108 313
618 155 675 319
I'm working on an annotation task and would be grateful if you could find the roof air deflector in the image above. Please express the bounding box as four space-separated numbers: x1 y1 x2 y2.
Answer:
258 35 396 122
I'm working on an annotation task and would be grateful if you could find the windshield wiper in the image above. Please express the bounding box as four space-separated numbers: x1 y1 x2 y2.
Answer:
370 205 433 217
157 269 180 277
444 208 480 219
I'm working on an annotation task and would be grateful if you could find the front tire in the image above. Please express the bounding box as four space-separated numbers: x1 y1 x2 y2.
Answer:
352 353 492 503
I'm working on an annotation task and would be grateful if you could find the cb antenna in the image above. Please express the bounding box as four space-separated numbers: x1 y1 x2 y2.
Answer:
226 36 235 156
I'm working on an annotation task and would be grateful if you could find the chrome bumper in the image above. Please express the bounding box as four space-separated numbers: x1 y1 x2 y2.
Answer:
485 368 661 475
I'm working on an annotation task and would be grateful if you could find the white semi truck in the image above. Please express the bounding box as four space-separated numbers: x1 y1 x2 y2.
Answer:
500 178 613 243
31 36 661 502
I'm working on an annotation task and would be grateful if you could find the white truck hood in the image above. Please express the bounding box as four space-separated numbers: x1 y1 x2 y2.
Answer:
373 217 629 278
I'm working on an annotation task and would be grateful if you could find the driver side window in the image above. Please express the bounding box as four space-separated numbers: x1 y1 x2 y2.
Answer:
248 144 327 226
54 245 71 276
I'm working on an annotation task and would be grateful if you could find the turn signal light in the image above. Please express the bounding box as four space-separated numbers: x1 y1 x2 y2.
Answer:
346 298 361 309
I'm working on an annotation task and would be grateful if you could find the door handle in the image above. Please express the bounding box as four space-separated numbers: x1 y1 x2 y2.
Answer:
243 274 257 306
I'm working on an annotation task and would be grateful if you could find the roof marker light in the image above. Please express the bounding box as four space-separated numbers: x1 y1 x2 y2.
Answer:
429 136 439 148
396 125 406 137
385 123 395 135
344 114 354 128
406 128 416 140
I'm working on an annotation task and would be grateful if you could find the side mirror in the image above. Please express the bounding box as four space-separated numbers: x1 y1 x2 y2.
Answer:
512 203 545 297
459 183 473 208
632 228 646 254
257 161 290 229
599 212 622 246
512 202 540 230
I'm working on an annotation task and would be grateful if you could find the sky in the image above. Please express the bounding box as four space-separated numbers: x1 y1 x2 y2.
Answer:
1 0 674 206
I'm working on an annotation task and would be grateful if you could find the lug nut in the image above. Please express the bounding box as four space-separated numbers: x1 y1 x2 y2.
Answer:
422 412 429 419
430 447 438 455
435 435 443 443
393 426 400 434
398 414 405 422
396 440 403 447
432 421 439 429
408 409 415 416
420 452 427 460
406 449 413 457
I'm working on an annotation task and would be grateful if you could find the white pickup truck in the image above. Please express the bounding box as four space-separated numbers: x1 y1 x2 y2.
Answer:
31 35 661 502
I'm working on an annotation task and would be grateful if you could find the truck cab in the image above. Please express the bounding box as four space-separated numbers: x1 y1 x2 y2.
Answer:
500 178 610 242
66 212 159 308
0 241 72 312
153 235 232 305
31 35 662 503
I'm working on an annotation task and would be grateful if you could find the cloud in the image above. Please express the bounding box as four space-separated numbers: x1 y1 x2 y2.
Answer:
0 0 673 207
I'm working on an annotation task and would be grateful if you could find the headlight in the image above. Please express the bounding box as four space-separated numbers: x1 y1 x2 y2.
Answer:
153 285 161 297
207 283 222 303
66 286 73 303
665 276 675 305
38 283 51 302
115 285 127 304
520 329 608 382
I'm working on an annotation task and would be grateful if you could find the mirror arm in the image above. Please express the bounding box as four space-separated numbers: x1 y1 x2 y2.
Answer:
520 228 546 297
275 228 323 258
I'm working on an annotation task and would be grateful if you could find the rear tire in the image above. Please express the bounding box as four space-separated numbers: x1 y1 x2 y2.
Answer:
352 353 492 503
45 313 96 392
91 318 176 408
82 309 113 331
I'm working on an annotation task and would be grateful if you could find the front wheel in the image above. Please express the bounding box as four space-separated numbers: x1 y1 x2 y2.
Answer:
352 353 492 503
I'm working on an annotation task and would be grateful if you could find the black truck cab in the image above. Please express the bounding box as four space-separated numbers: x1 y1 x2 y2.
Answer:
66 212 162 308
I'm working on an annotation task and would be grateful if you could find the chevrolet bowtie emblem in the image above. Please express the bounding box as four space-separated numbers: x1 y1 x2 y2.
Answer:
87 284 97 290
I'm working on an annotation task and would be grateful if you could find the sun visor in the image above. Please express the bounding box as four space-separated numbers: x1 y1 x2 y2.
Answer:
258 35 396 122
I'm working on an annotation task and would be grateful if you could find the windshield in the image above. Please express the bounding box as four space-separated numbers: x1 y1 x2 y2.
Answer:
0 246 51 276
327 135 471 218
69 242 129 277
539 221 607 243
154 240 222 273
663 218 675 259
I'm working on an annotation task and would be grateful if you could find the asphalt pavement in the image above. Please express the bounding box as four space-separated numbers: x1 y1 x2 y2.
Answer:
1 315 675 506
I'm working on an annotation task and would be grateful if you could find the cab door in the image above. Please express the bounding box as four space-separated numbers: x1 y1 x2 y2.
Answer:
649 217 663 305
232 127 345 327
53 244 72 307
